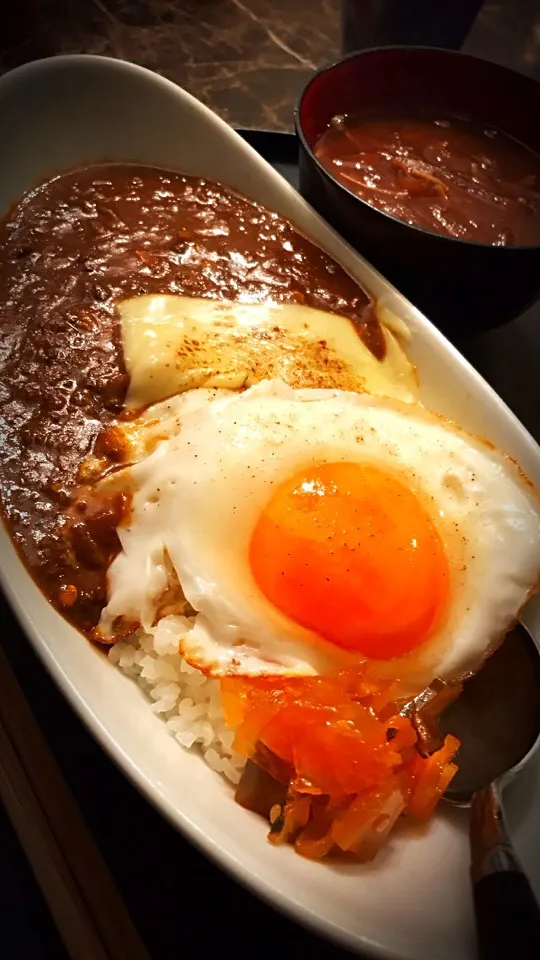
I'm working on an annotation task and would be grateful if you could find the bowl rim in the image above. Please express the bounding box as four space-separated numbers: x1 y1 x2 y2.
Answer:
294 44 540 253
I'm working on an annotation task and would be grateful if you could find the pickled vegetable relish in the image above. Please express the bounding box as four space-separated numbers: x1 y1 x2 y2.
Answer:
222 667 459 860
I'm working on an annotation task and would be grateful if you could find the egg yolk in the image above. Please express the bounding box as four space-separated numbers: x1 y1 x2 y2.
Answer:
249 462 449 660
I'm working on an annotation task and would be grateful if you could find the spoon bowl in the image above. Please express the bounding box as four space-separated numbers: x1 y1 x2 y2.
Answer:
441 621 540 804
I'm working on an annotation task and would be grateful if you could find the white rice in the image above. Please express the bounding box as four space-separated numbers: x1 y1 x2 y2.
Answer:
108 614 246 784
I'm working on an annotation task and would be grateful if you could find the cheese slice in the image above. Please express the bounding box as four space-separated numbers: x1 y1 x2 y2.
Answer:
119 294 417 410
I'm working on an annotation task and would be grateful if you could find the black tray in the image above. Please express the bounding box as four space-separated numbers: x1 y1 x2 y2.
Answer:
2 129 540 960
238 129 299 189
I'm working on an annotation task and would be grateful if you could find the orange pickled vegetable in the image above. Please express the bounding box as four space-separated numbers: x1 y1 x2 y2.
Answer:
407 734 460 819
222 665 460 862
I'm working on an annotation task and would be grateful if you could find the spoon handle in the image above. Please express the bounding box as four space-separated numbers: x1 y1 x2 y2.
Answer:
470 784 540 959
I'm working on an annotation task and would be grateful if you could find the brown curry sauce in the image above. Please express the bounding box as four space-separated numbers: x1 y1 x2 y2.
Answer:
0 164 380 634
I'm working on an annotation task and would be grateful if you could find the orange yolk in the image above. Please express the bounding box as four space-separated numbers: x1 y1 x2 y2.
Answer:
249 462 449 660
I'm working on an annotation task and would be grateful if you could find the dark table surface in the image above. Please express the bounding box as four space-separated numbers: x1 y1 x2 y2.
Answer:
2 3 540 959
2 0 540 130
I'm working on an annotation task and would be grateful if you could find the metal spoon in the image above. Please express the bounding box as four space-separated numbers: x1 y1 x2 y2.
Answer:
440 621 540 959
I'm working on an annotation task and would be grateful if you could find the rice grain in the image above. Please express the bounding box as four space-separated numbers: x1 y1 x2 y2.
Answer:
109 614 245 784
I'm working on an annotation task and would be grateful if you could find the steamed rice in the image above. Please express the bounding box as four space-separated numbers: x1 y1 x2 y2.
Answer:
108 614 245 784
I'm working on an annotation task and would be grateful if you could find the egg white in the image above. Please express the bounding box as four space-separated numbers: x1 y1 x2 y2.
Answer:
97 380 540 689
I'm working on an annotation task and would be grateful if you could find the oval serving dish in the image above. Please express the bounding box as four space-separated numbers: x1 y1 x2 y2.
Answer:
0 55 540 960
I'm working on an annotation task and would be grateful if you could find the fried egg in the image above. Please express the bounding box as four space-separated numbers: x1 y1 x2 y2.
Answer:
97 380 540 690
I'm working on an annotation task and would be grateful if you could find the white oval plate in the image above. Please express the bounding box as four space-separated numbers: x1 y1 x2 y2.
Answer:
0 55 539 960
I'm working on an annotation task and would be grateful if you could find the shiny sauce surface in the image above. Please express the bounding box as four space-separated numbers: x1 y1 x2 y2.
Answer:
315 114 540 245
0 164 378 634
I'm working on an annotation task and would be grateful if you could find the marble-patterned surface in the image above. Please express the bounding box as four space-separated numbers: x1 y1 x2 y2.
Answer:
0 1 539 130
465 0 540 80
0 0 341 130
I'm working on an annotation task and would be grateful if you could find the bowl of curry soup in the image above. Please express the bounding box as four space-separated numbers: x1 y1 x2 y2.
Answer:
295 47 540 337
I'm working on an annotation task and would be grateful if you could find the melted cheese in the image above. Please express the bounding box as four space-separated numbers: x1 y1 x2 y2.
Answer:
119 295 418 409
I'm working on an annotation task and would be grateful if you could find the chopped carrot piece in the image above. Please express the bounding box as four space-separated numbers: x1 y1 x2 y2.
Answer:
221 668 460 861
